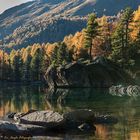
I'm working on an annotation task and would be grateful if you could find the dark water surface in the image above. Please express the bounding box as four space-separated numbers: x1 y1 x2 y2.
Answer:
0 84 140 140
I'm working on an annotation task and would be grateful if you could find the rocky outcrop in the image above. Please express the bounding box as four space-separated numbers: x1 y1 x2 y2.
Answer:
45 57 133 88
19 111 65 130
3 109 118 136
8 110 95 130
109 85 140 97
18 110 95 130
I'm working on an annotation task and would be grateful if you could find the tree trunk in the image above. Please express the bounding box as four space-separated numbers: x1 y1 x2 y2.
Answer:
89 39 93 60
121 33 125 68
89 46 92 60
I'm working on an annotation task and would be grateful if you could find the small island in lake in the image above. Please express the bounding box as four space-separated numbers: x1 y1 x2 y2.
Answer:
0 0 140 139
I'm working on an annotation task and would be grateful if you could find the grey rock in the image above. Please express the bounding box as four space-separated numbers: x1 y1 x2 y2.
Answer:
14 109 37 121
63 109 95 124
1 109 97 136
78 123 96 132
17 110 95 130
19 111 65 130
7 113 16 119
45 57 132 88
0 121 46 136
14 113 25 121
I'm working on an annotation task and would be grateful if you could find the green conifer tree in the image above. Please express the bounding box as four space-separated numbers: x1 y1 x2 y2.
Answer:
12 51 23 81
57 42 70 65
84 13 98 60
111 7 134 68
30 48 44 81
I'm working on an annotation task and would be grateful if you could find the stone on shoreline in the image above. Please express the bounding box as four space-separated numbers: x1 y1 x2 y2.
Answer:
18 109 95 130
19 111 65 130
0 121 46 136
3 109 118 136
45 57 133 88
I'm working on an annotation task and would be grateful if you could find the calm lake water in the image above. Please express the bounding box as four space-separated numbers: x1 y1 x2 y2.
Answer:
0 84 140 140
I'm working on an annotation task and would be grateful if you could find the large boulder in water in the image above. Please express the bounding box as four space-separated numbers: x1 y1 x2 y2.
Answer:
19 111 65 130
63 109 95 124
2 110 118 136
45 57 133 88
15 110 95 130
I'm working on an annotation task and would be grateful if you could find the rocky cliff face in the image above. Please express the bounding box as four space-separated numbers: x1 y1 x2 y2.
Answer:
45 57 133 88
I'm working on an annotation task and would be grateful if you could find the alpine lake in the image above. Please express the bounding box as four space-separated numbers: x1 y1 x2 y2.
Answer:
0 83 140 140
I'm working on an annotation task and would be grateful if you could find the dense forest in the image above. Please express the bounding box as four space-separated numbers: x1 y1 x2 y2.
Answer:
0 0 140 50
0 7 140 82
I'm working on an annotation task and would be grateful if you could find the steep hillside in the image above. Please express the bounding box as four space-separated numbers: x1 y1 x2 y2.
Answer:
0 0 140 50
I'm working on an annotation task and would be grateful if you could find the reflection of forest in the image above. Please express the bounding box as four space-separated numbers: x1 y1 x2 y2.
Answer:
0 84 48 117
46 88 140 140
1 85 140 140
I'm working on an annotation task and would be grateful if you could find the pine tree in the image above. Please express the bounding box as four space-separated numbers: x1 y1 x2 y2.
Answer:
23 52 32 82
9 50 16 80
30 48 44 81
50 46 58 66
121 7 134 49
111 23 125 65
84 13 98 60
50 42 70 66
7 58 13 81
57 42 70 65
12 51 23 81
111 7 134 68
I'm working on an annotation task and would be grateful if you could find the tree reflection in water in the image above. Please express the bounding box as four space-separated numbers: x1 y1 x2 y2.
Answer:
0 84 48 118
1 84 140 140
46 88 140 140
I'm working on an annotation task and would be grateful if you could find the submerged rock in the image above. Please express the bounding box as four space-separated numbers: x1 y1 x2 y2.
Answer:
78 123 96 132
94 115 118 124
0 121 46 136
109 85 140 97
45 57 133 88
63 109 95 124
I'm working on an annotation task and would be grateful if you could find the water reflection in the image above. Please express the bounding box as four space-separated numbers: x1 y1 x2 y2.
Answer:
46 88 134 113
46 88 140 140
0 84 48 118
0 85 140 140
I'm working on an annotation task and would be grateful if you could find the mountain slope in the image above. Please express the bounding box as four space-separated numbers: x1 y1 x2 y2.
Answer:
0 0 140 50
